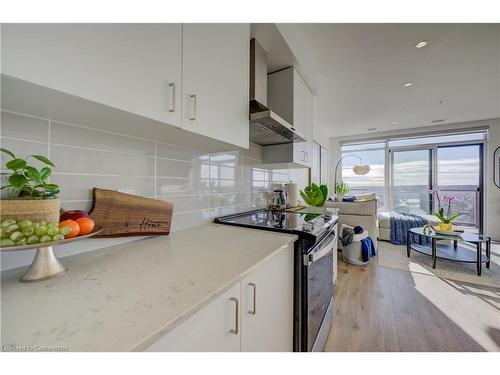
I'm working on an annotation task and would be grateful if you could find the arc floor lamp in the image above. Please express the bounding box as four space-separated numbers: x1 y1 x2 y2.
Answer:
333 154 371 195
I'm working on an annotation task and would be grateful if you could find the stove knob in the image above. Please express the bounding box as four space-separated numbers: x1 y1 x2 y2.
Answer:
302 222 313 232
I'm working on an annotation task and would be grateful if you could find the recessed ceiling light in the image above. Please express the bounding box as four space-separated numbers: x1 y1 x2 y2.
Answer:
392 121 397 125
415 40 428 48
403 82 413 87
367 127 377 131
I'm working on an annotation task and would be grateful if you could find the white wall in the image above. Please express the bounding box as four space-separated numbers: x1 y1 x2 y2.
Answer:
328 118 500 240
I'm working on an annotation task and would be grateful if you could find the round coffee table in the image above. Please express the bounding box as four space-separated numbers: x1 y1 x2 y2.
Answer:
407 228 491 276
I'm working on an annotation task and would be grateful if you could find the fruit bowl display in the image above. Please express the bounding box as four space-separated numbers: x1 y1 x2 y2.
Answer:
0 225 103 252
0 217 103 283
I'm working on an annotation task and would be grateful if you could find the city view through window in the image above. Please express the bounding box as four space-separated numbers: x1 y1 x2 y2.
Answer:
341 133 484 227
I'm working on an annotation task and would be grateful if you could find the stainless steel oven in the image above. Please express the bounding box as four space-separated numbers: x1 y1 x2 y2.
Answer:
302 225 337 351
214 209 338 352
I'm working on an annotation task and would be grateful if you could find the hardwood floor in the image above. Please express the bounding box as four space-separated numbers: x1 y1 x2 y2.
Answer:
324 244 500 352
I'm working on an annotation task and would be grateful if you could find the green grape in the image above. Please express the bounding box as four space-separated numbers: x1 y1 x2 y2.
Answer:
18 219 33 228
22 226 35 236
6 224 19 233
16 238 27 246
10 231 25 242
47 226 59 236
1 219 16 228
27 235 41 244
40 235 52 243
59 226 72 236
38 220 47 226
52 234 64 241
35 225 47 236
1 239 15 247
0 228 8 239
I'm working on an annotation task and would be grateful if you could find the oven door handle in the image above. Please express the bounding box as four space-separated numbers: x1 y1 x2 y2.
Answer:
305 238 335 265
309 244 333 263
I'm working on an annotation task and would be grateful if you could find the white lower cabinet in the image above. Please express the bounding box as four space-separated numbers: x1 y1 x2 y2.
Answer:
145 243 294 352
146 283 242 352
240 245 294 351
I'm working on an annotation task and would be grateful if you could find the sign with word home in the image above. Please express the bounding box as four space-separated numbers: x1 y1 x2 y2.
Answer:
89 188 173 237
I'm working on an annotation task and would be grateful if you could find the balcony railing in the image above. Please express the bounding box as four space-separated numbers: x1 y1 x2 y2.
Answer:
437 188 480 229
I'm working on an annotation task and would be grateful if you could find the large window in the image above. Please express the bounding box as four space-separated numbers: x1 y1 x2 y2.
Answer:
341 142 386 210
340 131 485 229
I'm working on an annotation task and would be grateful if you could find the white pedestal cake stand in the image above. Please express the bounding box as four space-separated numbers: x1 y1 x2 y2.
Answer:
1 227 103 282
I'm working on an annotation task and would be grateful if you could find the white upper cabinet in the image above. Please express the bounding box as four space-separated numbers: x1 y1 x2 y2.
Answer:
181 24 249 149
2 23 251 148
267 67 313 141
265 67 314 168
1 24 183 127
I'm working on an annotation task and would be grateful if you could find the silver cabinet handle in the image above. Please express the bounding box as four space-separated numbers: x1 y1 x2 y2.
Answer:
229 297 239 335
168 83 176 112
304 151 308 162
189 94 197 120
248 283 256 315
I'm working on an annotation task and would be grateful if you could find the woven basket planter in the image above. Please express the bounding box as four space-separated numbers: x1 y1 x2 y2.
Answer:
0 198 60 224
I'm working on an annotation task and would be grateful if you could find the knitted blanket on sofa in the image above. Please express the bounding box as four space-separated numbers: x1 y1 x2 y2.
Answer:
390 212 428 245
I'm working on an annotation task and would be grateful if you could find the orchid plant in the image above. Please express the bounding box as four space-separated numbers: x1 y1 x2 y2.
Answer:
428 189 461 224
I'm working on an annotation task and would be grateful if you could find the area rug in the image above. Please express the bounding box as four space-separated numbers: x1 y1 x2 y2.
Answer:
377 240 500 288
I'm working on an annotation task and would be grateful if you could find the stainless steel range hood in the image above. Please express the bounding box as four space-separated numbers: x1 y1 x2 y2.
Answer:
249 39 305 146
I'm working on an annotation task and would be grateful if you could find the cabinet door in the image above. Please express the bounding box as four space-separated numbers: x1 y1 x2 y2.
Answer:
182 24 249 148
293 69 307 139
240 243 294 351
145 283 241 352
293 140 312 168
304 81 314 141
1 24 182 127
320 146 329 186
311 142 321 185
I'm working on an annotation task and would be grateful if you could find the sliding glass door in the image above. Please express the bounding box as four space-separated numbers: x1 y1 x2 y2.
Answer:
391 149 432 216
390 144 482 229
341 131 485 230
436 144 482 229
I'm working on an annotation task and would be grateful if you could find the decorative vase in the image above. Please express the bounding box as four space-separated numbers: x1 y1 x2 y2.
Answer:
0 198 60 224
438 222 452 231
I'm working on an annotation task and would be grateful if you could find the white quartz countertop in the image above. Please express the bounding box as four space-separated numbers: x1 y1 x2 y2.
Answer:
1 224 296 351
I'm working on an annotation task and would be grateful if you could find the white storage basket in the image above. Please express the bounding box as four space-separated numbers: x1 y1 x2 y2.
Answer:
342 226 370 265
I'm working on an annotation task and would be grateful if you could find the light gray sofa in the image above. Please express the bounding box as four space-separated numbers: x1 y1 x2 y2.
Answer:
324 198 378 250
377 212 439 242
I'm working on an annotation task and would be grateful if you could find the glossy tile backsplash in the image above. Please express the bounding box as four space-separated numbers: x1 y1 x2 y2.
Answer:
0 110 306 235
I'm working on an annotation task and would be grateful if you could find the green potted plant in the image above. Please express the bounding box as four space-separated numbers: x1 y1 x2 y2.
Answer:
0 148 60 224
335 181 350 198
428 189 461 231
300 183 328 207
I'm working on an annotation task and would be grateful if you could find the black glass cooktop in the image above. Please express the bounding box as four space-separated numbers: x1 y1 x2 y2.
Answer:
214 209 337 240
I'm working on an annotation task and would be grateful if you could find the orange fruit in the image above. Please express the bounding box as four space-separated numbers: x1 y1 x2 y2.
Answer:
59 220 80 238
76 217 95 235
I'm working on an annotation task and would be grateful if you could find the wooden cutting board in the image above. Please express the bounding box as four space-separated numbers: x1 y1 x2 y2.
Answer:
88 188 173 237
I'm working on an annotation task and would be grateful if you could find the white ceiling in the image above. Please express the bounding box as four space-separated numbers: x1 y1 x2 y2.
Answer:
290 24 500 138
